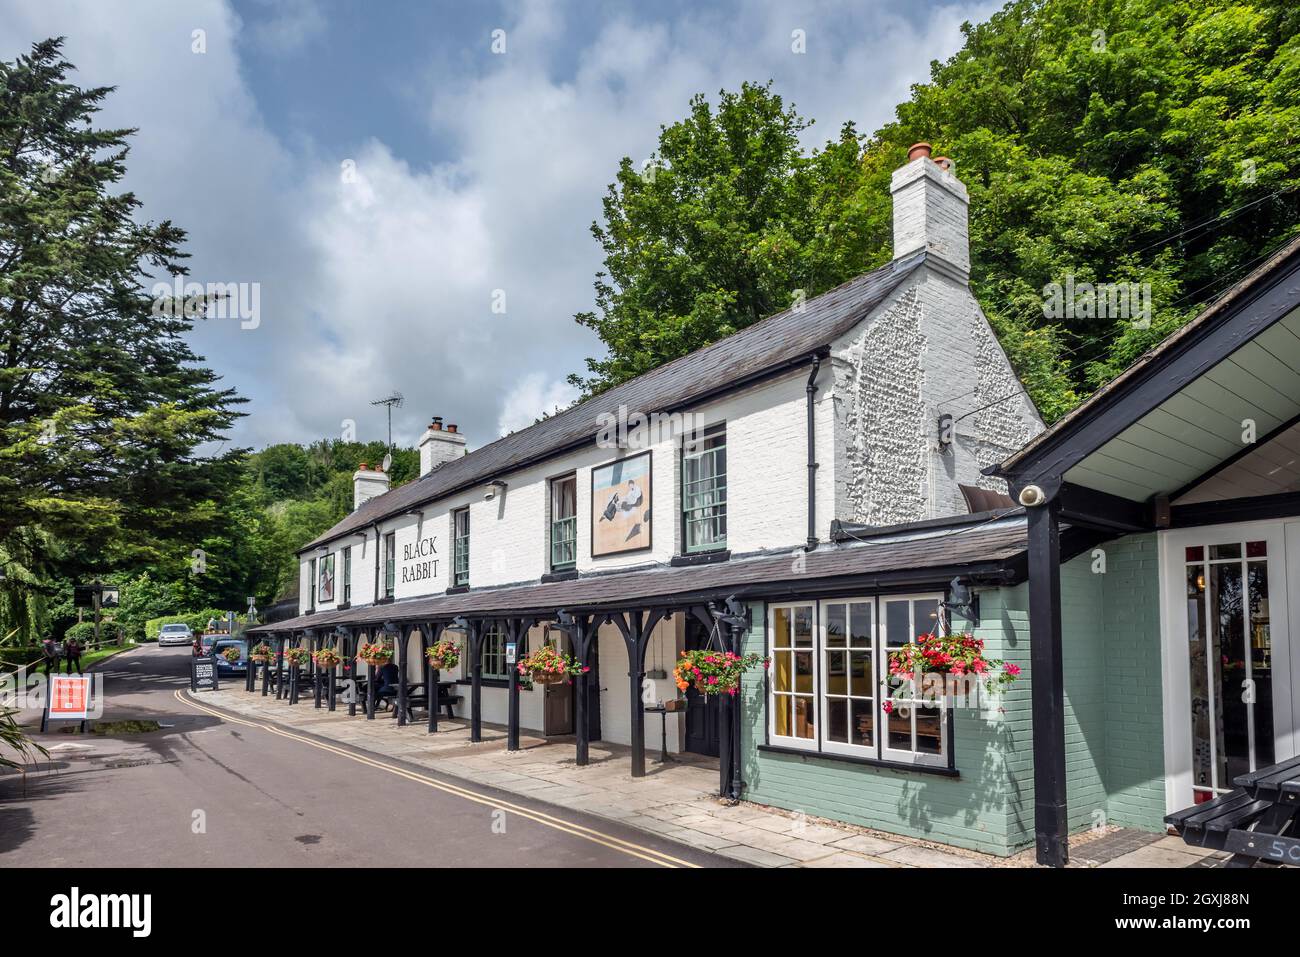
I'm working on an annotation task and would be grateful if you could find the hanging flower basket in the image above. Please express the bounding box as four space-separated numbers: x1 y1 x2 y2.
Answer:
312 647 342 669
221 646 243 664
249 642 275 663
283 647 311 668
425 639 461 671
516 645 587 692
359 641 394 668
883 632 1020 710
673 650 768 697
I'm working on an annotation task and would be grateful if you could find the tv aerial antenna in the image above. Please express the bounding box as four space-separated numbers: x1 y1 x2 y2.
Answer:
370 391 404 450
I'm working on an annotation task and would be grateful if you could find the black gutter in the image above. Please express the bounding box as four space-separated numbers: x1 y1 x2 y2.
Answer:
830 508 1022 542
805 354 821 550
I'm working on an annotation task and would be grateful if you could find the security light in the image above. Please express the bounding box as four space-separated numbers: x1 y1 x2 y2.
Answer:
1017 484 1046 507
483 480 508 502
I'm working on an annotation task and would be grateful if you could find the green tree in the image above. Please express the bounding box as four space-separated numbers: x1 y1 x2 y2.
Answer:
0 38 245 574
569 81 882 396
573 2 1300 420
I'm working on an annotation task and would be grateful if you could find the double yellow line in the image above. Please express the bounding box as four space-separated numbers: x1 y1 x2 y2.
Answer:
175 690 698 868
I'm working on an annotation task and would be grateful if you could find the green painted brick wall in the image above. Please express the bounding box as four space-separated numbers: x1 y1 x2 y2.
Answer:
739 600 1032 856
736 533 1166 855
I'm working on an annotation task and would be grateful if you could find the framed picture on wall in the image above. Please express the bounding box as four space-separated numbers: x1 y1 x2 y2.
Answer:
318 553 335 603
590 451 652 557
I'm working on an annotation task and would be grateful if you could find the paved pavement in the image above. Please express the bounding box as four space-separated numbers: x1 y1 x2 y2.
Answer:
0 645 733 868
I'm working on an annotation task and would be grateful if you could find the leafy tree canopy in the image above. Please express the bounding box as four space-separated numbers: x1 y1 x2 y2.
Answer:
573 1 1300 422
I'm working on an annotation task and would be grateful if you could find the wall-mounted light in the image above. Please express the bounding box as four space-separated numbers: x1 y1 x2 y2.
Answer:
944 576 980 626
483 480 508 502
1017 484 1047 507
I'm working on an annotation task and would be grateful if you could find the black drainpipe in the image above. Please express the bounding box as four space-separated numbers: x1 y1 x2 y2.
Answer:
805 354 821 551
371 522 382 603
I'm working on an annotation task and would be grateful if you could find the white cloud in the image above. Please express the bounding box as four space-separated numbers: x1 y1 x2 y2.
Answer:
0 0 999 455
497 373 580 438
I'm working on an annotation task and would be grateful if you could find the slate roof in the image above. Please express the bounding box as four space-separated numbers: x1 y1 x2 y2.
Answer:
299 251 927 553
252 516 1027 633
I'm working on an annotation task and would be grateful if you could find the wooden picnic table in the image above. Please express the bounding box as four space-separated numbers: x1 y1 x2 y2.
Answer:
1166 755 1300 867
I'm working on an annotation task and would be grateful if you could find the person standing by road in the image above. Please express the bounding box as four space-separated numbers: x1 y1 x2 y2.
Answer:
41 636 58 677
64 635 83 674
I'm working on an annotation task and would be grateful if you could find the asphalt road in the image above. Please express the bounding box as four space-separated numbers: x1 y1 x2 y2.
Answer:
0 644 732 868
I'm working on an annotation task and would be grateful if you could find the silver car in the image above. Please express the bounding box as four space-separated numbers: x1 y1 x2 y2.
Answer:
157 622 194 647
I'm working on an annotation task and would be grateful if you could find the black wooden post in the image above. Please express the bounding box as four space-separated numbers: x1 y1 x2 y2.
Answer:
1028 499 1068 868
327 664 337 712
574 616 593 766
724 621 745 801
506 619 530 752
275 636 286 700
470 621 484 743
289 663 299 704
347 630 358 717
313 658 323 709
245 644 256 692
366 661 376 720
261 650 271 696
615 609 666 779
424 622 442 734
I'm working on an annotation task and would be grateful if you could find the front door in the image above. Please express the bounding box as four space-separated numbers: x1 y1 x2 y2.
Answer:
542 627 574 736
1162 520 1298 809
683 618 721 757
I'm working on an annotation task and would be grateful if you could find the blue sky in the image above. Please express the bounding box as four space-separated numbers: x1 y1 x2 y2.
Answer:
1 0 1000 452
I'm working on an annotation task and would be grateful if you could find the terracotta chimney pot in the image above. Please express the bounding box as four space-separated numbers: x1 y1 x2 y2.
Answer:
907 142 933 162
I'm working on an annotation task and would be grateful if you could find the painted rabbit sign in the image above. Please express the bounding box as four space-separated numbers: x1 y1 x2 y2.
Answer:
591 451 651 556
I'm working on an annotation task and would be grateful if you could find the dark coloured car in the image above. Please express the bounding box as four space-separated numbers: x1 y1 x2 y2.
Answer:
211 638 248 674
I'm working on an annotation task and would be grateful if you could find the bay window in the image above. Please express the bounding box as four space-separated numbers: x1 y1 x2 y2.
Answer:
766 594 949 768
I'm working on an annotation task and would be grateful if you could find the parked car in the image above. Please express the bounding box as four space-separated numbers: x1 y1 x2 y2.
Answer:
197 632 220 655
157 622 193 647
211 638 248 675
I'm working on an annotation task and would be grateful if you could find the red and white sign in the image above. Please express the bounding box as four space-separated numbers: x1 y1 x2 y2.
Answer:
48 675 92 719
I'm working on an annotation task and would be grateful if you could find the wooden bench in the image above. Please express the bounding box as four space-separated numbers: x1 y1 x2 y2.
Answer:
1165 790 1272 850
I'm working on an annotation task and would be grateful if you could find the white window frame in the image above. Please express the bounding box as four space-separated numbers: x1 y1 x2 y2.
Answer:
765 593 949 768
819 598 877 758
767 602 818 751
878 593 948 768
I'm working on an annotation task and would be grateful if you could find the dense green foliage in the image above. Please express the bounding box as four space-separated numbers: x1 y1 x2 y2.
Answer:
574 0 1300 423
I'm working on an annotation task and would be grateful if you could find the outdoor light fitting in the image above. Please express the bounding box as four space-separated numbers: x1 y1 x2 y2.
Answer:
483 479 508 502
1017 484 1046 507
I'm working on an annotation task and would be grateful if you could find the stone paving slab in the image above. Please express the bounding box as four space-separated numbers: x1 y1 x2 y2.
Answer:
195 689 1196 870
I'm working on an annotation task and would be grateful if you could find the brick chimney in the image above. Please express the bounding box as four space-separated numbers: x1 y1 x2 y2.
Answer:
353 461 390 510
418 416 467 477
891 142 970 279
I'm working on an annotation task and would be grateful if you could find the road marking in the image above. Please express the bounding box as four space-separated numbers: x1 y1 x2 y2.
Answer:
175 690 698 868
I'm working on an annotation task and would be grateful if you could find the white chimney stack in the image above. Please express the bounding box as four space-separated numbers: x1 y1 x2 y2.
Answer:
891 142 970 279
353 462 390 510
418 417 467 477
